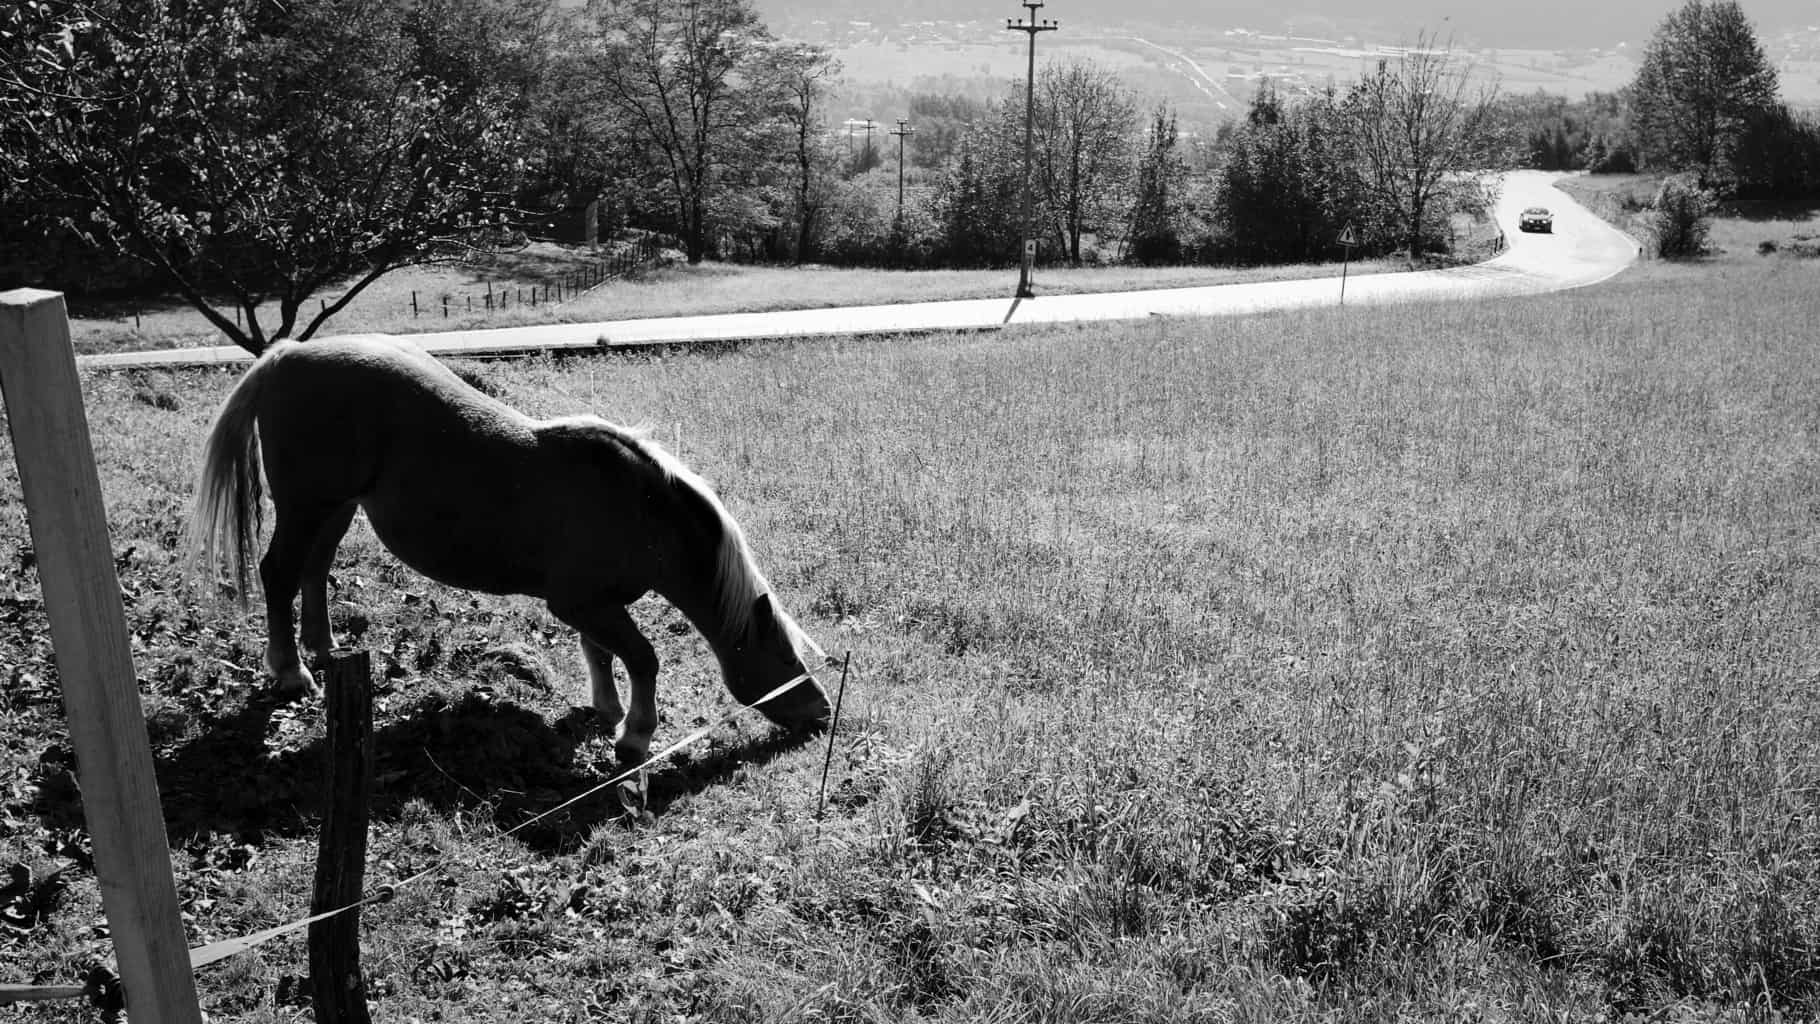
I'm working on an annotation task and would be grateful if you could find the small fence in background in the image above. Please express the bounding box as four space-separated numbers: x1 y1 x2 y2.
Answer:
407 236 662 320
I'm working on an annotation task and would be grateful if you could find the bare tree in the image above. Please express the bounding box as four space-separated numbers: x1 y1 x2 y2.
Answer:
594 0 769 264
1031 59 1135 266
768 44 840 264
1345 37 1503 263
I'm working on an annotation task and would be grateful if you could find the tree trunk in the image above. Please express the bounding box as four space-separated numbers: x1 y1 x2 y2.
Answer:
795 120 813 263
1068 146 1083 265
1408 194 1426 263
686 188 706 264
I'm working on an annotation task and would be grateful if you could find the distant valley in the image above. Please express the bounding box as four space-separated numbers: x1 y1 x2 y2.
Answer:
755 3 1820 130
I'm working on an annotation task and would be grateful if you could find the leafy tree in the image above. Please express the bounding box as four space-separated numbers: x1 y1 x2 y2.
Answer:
0 0 531 355
1344 38 1504 262
907 93 989 170
1126 105 1186 264
934 127 1021 267
847 128 885 177
519 34 623 217
816 167 941 268
1215 83 1372 264
1490 91 1584 170
1630 0 1779 186
1727 104 1820 199
1650 173 1717 258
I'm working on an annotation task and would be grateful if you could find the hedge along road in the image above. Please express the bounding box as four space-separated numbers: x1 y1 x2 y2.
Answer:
81 171 1638 371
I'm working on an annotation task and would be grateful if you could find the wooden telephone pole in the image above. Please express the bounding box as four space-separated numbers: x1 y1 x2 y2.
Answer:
1006 0 1057 299
889 117 916 229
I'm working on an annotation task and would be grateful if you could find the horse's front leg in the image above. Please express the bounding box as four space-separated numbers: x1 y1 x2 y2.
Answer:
579 637 626 736
553 603 659 766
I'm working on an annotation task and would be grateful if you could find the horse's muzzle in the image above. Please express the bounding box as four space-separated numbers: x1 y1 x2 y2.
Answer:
760 678 833 733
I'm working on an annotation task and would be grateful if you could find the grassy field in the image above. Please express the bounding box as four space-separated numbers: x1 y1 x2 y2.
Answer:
1557 173 1820 280
64 252 1408 357
3 253 1820 1021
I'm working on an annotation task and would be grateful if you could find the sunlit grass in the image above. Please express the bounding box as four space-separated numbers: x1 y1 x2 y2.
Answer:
64 252 1407 356
1558 172 1820 282
4 260 1819 1021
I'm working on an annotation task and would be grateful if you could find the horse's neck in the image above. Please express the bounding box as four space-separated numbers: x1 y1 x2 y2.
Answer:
654 546 753 659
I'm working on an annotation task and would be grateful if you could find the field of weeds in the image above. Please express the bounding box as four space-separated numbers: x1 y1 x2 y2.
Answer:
3 258 1820 1021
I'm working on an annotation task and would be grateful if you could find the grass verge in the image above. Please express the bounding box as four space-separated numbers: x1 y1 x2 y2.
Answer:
1557 172 1820 280
64 253 1409 357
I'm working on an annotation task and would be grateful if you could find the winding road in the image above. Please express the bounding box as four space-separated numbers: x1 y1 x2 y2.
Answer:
81 172 1638 369
1005 170 1639 324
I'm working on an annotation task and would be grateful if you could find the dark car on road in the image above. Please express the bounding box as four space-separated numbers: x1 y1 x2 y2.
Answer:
1519 207 1554 233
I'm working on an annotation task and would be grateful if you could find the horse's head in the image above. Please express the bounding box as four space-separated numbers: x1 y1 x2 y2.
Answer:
728 592 832 732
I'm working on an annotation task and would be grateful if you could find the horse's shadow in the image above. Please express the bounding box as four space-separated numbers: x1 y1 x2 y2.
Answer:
137 687 816 855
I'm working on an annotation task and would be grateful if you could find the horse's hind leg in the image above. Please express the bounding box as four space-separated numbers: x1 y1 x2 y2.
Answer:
260 501 346 695
298 502 357 664
552 603 658 765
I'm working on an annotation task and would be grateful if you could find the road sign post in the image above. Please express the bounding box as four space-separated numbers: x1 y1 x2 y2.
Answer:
1337 223 1359 306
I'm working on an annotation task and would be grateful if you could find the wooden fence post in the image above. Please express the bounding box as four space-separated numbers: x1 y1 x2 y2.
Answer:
310 651 374 1024
0 289 203 1024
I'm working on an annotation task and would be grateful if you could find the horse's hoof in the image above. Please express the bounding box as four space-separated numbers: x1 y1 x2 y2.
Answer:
273 664 316 697
614 777 649 821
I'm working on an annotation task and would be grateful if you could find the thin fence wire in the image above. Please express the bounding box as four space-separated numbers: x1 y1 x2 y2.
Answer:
408 237 662 320
2 656 844 1012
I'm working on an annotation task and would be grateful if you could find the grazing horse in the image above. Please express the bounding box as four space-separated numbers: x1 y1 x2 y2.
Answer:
188 335 831 763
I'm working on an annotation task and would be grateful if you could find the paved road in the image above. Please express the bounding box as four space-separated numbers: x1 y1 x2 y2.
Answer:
1126 37 1239 111
81 171 1636 370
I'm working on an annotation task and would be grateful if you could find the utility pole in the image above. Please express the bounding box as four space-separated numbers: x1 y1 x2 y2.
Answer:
841 118 877 172
1006 0 1056 300
889 117 915 229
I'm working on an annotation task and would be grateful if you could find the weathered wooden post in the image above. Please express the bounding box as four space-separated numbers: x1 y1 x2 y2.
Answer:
310 651 375 1024
0 289 203 1023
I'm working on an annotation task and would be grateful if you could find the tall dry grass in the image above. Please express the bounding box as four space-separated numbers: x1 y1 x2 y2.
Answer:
4 258 1818 1021
500 260 1820 1019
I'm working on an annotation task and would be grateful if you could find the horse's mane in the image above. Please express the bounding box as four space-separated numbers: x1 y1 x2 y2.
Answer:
615 422 765 637
558 417 818 659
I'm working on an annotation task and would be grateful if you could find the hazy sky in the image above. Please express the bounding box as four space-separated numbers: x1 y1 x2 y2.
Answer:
763 0 1813 49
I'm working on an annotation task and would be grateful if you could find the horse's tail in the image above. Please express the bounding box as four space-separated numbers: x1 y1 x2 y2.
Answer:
187 341 293 604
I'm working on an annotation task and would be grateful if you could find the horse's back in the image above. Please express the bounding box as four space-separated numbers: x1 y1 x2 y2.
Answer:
248 336 666 598
261 336 522 431
254 335 535 517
